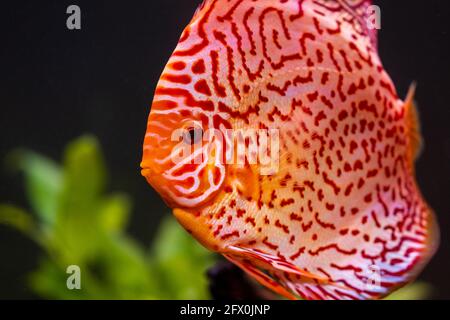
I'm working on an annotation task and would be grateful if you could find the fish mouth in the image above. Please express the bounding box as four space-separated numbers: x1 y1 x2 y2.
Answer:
141 167 152 178
142 165 195 210
141 166 175 206
141 167 159 187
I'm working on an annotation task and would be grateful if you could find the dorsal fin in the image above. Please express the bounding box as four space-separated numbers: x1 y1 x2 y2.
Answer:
405 83 423 165
327 0 378 49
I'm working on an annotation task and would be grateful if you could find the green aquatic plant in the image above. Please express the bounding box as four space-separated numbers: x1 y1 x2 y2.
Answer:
0 136 215 299
0 135 432 300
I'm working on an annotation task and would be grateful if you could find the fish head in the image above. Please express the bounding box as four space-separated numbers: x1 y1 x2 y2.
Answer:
142 97 237 250
141 98 228 209
141 2 231 223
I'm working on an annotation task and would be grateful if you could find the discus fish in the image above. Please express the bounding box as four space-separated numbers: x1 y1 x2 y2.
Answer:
141 0 438 300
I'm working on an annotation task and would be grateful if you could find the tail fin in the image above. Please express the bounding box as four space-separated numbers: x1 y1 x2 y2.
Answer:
405 83 424 166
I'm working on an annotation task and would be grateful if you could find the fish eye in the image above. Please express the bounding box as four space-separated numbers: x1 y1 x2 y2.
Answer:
183 127 203 145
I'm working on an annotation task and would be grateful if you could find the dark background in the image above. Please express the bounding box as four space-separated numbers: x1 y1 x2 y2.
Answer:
1 1 449 299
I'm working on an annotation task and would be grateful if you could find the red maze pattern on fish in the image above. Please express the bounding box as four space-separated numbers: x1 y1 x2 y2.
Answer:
150 0 431 299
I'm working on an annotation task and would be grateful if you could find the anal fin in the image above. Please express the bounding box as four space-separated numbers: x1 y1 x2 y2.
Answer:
224 254 299 300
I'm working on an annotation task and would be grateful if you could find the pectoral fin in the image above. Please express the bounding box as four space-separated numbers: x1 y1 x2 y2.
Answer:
224 254 299 300
226 245 328 282
223 245 372 300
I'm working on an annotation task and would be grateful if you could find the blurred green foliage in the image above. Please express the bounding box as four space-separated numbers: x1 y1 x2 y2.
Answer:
0 135 432 300
0 136 216 299
385 282 432 300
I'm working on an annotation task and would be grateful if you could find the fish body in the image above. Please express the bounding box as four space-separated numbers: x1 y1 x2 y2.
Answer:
141 0 438 300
